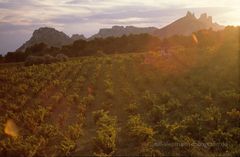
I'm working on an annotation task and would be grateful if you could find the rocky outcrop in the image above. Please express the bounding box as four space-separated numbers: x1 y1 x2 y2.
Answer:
153 11 224 38
18 27 86 52
89 26 158 39
17 12 224 52
71 34 86 41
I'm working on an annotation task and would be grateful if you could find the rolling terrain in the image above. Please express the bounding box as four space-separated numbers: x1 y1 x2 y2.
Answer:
0 26 239 156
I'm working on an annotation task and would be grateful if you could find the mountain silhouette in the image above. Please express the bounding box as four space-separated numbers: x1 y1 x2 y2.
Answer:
153 11 224 38
18 27 86 52
17 12 224 51
89 26 158 39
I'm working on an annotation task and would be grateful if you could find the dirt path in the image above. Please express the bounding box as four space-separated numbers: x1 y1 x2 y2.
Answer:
74 59 108 155
48 63 82 127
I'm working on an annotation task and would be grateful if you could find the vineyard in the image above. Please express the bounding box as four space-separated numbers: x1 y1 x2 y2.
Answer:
0 31 239 156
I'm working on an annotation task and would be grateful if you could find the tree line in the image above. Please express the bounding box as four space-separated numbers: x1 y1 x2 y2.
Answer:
1 26 239 63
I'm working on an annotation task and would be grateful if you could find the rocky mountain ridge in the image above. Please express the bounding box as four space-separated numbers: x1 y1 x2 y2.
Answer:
18 27 86 52
17 12 224 52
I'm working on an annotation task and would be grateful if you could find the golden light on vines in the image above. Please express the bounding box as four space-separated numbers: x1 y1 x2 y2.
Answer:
4 119 19 138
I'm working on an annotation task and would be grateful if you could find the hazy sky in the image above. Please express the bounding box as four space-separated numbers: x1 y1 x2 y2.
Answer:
0 0 239 54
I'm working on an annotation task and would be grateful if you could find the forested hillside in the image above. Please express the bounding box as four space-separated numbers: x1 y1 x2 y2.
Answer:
0 26 239 156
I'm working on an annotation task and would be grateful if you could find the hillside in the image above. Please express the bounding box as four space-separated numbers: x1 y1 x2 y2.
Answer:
90 12 224 40
0 27 239 156
17 27 86 52
153 11 224 38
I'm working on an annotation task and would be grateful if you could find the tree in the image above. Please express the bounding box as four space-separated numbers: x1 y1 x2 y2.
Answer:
25 43 48 54
0 54 3 63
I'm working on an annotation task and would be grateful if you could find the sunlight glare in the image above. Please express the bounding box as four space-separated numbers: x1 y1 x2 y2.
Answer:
4 119 19 138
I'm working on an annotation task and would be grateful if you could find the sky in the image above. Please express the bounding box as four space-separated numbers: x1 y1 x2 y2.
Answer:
0 0 240 55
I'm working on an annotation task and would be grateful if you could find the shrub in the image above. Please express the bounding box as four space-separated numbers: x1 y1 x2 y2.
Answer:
201 105 222 130
142 90 157 109
148 104 166 123
159 92 171 104
56 53 69 62
105 57 112 64
93 110 109 123
165 98 182 113
39 124 59 137
0 135 47 157
126 115 154 144
95 50 106 57
60 137 76 156
67 124 83 140
105 88 114 99
94 125 116 156
43 54 56 64
125 103 139 115
82 95 95 106
92 110 117 155
226 108 240 125
24 54 68 66
24 55 44 66
102 102 113 111
204 129 231 153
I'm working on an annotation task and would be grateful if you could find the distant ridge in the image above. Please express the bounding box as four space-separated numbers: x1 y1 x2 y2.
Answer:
71 34 86 41
17 12 224 52
89 25 158 39
89 11 224 40
153 11 224 38
17 27 86 52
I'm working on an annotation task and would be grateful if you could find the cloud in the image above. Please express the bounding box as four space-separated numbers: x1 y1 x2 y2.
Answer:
0 0 35 9
0 0 238 27
50 15 87 24
0 22 32 32
48 5 234 28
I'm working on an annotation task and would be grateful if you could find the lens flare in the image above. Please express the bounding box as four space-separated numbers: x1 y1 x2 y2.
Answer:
4 119 19 138
192 34 198 44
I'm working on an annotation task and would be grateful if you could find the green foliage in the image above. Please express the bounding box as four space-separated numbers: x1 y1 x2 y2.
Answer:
0 26 239 156
93 110 117 156
125 103 139 115
104 79 114 99
201 105 222 130
93 110 108 123
142 90 157 110
148 104 167 123
67 124 83 140
0 135 47 157
94 125 117 156
227 108 240 126
204 129 232 152
39 124 59 137
60 136 76 156
105 88 114 98
24 54 68 66
165 98 182 114
82 94 95 106
127 115 154 144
